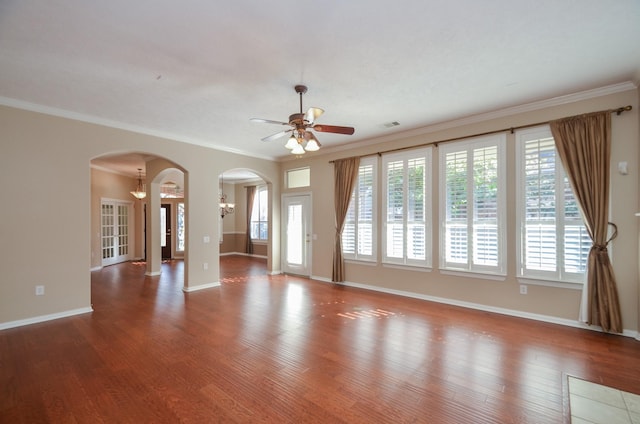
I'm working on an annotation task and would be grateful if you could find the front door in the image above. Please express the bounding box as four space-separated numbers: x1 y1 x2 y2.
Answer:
161 204 171 259
282 194 311 276
101 200 133 266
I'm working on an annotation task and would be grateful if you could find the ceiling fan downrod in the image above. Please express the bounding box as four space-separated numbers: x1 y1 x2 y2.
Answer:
295 84 307 114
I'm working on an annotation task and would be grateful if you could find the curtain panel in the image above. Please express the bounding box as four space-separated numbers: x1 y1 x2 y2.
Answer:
245 186 256 255
550 111 622 333
332 157 360 282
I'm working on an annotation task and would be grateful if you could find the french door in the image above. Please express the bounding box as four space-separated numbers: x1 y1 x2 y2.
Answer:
101 200 133 266
282 194 312 276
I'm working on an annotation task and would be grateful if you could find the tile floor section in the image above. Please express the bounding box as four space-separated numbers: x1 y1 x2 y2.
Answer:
569 376 640 423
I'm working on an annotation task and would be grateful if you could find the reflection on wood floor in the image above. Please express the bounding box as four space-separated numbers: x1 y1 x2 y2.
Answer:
1 255 639 423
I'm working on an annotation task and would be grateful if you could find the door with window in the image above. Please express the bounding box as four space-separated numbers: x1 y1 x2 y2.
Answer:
282 194 311 276
101 200 133 266
161 204 171 259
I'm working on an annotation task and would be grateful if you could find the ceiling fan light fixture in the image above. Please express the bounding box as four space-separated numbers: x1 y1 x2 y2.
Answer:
304 138 320 151
291 143 305 155
285 135 298 149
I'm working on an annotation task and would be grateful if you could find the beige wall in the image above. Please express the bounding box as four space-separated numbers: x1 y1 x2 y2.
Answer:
281 86 640 334
0 105 280 326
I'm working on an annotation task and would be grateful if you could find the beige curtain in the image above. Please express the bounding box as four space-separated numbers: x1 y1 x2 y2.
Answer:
332 157 360 282
245 186 256 255
550 111 622 333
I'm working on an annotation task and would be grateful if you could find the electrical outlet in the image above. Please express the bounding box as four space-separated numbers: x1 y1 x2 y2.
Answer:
519 285 527 295
35 285 45 296
203 262 208 270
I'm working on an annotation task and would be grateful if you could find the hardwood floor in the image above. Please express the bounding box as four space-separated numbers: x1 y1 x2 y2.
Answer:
2 256 639 423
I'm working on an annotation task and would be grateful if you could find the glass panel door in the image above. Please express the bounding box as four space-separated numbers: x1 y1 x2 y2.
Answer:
101 203 115 262
101 200 133 266
282 195 311 276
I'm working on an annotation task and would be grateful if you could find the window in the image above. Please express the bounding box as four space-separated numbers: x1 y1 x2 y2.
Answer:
439 134 506 275
343 157 377 261
250 186 268 241
516 126 590 283
382 147 432 267
286 167 310 188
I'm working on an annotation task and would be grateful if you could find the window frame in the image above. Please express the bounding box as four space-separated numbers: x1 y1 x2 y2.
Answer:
286 167 310 189
343 156 378 262
515 125 590 285
438 134 507 276
381 147 432 268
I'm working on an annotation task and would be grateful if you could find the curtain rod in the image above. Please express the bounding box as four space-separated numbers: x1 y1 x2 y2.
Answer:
329 105 632 163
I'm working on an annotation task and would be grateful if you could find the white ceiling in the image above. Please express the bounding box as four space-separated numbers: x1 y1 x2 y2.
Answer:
1 1 639 174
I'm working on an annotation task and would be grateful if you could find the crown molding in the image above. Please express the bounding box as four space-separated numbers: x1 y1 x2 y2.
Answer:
314 81 638 159
0 96 278 162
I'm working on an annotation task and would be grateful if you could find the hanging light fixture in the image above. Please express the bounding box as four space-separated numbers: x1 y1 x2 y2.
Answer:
284 134 298 150
130 168 146 199
290 141 305 155
304 132 320 152
219 173 235 218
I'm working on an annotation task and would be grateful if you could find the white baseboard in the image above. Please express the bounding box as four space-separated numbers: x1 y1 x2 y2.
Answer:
182 282 221 292
90 266 102 272
317 278 638 340
220 251 268 259
0 306 94 331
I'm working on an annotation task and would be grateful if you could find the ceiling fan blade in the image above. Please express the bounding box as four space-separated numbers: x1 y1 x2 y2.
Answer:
312 124 355 135
261 129 292 142
250 118 290 126
304 107 324 124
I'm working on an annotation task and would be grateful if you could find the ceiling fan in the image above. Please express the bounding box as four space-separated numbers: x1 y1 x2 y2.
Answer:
250 85 355 154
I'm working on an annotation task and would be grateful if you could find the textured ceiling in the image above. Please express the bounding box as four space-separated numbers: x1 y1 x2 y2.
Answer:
1 0 639 172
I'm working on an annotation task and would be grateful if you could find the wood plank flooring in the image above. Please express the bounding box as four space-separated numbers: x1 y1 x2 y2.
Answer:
1 256 639 423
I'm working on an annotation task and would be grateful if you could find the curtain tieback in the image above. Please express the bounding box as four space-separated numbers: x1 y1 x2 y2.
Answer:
592 244 609 253
606 222 618 244
592 222 618 253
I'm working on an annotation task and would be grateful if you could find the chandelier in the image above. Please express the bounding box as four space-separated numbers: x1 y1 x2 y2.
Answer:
219 174 235 218
130 168 146 199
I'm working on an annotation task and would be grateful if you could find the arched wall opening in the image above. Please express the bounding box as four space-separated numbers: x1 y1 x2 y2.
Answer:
90 152 187 283
218 168 274 265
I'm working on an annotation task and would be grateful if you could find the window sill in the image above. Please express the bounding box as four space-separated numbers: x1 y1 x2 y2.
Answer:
517 277 584 290
440 269 506 281
345 259 377 266
382 263 432 272
250 240 268 245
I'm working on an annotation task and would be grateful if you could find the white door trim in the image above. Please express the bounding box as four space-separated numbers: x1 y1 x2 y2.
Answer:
281 193 312 276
